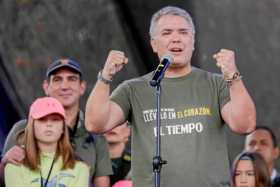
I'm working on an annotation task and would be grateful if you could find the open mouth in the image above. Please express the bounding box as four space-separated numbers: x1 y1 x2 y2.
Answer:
169 48 183 54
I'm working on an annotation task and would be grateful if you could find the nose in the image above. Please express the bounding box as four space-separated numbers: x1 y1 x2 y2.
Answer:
60 79 70 89
252 144 260 152
240 173 248 184
171 32 181 43
46 119 53 127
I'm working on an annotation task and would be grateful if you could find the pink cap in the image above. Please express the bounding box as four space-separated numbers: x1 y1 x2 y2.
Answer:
29 97 65 119
112 180 132 187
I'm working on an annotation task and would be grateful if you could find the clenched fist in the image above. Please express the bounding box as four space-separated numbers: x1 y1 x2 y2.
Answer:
102 50 128 80
213 49 239 80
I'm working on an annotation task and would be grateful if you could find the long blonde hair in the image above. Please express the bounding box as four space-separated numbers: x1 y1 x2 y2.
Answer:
23 116 76 171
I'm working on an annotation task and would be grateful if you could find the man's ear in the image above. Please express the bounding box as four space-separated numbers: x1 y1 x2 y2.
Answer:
42 80 49 96
273 147 279 160
150 39 158 53
79 80 87 96
191 37 195 51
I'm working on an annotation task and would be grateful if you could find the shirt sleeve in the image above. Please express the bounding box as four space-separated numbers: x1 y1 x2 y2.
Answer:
110 81 131 120
4 163 25 187
94 135 113 177
73 162 90 187
213 74 230 110
2 120 27 157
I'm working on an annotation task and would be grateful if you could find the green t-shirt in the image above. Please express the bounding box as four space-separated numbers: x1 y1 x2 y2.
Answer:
2 111 112 179
5 152 89 187
111 67 231 187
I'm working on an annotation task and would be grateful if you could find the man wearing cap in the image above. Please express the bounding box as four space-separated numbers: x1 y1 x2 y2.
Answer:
0 59 112 187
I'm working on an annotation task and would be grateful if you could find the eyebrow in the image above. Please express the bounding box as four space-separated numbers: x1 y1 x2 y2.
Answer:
163 28 193 36
161 28 191 31
178 28 190 31
161 29 173 32
236 169 254 172
51 74 80 80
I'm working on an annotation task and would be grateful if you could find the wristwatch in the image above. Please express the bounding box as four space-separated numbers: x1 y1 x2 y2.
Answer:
97 71 112 84
226 72 242 85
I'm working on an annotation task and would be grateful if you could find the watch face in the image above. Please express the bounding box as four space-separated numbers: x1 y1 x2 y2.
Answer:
98 71 112 84
232 72 240 80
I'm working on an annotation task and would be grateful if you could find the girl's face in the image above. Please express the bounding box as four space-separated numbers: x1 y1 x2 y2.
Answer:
34 114 64 145
235 160 256 187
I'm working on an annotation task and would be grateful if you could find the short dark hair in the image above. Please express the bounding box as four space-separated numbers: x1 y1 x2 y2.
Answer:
252 126 278 147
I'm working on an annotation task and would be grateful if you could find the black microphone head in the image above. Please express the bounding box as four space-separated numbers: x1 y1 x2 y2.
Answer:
149 54 174 87
161 54 174 64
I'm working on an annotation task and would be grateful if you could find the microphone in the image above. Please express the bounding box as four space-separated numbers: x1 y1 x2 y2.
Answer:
149 54 173 87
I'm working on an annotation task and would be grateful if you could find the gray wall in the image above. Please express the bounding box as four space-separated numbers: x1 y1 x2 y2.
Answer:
0 0 143 116
191 0 280 166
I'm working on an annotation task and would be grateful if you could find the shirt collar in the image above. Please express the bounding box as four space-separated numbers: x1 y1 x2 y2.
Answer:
271 169 278 180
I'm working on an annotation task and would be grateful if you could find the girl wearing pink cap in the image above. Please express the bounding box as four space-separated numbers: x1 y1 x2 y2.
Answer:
5 97 90 187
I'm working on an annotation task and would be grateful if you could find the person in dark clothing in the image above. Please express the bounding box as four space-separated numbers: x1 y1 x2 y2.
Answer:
244 126 280 187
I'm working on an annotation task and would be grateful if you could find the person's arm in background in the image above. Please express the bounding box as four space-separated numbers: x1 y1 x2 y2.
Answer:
93 176 110 187
1 120 26 165
93 135 113 187
85 50 128 133
213 49 256 134
2 120 26 156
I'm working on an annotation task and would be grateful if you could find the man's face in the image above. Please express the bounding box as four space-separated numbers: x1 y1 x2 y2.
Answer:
43 68 86 109
245 130 279 170
151 15 194 68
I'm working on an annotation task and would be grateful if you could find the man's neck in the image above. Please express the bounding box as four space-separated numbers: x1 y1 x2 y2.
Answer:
64 105 79 129
165 64 192 78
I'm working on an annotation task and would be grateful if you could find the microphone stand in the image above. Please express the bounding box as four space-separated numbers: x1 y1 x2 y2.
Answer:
150 79 167 187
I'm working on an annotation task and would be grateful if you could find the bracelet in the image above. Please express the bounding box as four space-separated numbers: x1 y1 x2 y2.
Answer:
225 72 242 86
97 70 112 84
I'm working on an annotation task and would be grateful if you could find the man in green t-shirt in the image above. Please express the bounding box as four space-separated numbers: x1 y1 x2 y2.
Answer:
85 6 256 187
0 59 112 187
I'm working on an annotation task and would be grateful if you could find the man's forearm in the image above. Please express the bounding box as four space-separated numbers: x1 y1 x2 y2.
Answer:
85 80 111 133
93 176 110 187
228 80 256 133
86 50 128 133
